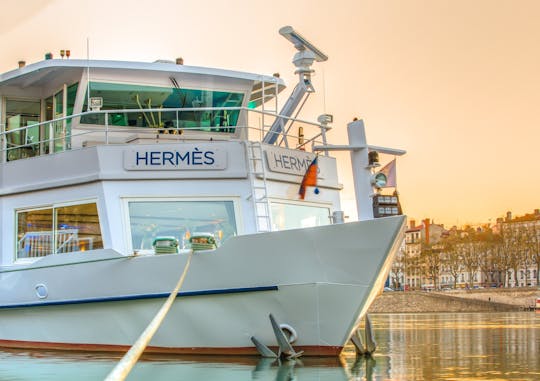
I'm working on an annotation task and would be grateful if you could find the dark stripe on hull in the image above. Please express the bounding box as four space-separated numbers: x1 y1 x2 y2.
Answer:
0 339 343 357
0 285 278 309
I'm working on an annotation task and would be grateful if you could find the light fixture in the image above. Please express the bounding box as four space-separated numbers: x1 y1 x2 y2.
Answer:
371 172 387 188
368 151 380 167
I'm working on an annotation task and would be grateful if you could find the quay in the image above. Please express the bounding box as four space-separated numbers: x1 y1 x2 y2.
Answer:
369 288 539 313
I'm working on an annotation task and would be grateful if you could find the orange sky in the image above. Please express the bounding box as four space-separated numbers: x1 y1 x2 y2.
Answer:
1 0 538 227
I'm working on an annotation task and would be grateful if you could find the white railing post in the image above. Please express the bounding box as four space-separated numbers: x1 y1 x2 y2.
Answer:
105 111 109 144
48 122 54 154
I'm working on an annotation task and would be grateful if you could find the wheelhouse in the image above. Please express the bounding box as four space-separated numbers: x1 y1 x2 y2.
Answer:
0 58 342 266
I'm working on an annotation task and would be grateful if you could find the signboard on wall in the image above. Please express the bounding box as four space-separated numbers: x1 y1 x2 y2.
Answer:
264 146 317 176
123 145 227 170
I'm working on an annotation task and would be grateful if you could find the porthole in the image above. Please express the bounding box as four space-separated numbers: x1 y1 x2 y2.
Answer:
35 284 48 299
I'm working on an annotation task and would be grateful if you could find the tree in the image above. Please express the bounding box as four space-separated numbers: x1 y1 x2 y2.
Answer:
442 236 463 289
523 223 540 286
421 243 442 289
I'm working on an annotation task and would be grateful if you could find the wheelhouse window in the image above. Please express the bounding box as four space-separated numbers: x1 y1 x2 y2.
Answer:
127 200 237 253
271 202 331 231
81 82 244 133
16 202 103 259
4 99 41 161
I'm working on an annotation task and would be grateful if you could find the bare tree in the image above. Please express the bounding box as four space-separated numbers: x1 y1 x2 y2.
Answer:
523 223 540 286
442 237 462 289
421 243 442 289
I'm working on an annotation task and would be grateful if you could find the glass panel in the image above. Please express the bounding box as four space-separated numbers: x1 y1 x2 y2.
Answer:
271 202 330 231
56 203 103 253
5 99 41 161
81 82 243 133
66 83 78 117
16 202 102 259
128 200 237 252
17 209 54 258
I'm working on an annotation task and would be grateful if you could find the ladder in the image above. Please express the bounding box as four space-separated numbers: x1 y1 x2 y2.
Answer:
247 141 272 232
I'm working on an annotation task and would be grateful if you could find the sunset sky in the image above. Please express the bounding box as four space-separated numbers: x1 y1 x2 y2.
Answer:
1 0 538 227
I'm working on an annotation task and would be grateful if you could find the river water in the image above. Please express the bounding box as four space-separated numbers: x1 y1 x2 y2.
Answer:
0 312 537 380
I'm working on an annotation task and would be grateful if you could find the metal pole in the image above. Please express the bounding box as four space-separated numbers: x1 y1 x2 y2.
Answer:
347 119 374 220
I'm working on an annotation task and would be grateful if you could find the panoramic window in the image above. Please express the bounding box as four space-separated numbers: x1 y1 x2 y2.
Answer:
271 202 331 231
127 200 237 253
16 202 103 259
81 82 244 133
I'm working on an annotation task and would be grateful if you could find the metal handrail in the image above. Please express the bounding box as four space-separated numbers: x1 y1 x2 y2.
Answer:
0 107 328 161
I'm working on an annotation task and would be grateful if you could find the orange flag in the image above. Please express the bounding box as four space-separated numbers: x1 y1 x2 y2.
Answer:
299 157 318 199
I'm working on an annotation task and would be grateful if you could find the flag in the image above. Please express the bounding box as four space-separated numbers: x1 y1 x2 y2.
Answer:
299 157 318 199
378 159 397 188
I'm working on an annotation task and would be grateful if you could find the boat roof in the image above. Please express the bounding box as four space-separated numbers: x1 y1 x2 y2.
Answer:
0 59 285 100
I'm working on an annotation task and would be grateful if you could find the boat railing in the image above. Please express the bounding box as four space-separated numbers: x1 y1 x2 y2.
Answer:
0 107 330 162
17 229 80 258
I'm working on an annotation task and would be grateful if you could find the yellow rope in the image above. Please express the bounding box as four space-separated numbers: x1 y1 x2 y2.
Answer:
104 250 194 381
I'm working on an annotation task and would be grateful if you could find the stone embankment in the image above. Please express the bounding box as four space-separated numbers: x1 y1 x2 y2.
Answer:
368 288 538 313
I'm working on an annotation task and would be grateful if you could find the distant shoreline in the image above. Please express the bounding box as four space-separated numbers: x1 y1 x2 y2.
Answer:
369 288 538 313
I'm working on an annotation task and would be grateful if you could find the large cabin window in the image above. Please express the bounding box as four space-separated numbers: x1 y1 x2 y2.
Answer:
127 200 237 254
271 202 331 231
81 82 244 133
16 202 103 260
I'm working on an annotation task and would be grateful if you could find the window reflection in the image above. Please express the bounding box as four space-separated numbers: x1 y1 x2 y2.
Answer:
128 200 237 253
16 202 103 259
271 202 330 231
81 82 244 132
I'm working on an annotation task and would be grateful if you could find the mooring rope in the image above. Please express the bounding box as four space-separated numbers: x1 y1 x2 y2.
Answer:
104 250 194 381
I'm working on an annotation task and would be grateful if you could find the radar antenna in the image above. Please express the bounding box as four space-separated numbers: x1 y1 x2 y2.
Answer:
262 26 328 145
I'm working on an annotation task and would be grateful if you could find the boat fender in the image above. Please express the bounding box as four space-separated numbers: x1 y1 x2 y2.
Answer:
279 323 297 343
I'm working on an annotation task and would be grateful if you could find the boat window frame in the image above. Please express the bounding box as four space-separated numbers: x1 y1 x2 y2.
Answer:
121 196 242 255
268 198 333 231
77 80 247 135
2 96 43 161
14 198 104 263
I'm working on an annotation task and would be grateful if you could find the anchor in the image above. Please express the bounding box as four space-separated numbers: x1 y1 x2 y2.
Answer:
350 314 377 357
251 314 303 359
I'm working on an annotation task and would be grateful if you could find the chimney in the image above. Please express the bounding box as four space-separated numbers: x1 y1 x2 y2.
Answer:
506 211 512 222
410 219 416 229
176 57 184 65
423 218 430 245
18 60 26 69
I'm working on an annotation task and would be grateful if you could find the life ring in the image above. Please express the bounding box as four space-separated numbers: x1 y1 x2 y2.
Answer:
279 323 298 343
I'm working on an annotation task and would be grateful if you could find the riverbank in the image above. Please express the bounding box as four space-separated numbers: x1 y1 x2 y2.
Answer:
368 288 538 313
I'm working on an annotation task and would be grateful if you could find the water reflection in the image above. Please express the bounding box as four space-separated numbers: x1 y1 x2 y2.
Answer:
343 311 539 380
0 312 537 380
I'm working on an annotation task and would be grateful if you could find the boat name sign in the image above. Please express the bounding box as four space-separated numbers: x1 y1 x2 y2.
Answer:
124 146 226 170
264 146 317 177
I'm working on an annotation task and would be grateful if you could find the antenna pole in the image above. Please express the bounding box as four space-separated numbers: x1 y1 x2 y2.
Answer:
86 37 90 111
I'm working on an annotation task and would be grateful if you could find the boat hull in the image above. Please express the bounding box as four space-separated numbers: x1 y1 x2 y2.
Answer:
0 216 405 356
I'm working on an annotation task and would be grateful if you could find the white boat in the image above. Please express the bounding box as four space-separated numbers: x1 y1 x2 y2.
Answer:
0 27 405 356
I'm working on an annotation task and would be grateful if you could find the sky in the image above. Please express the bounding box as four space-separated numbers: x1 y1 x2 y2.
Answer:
1 0 539 227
